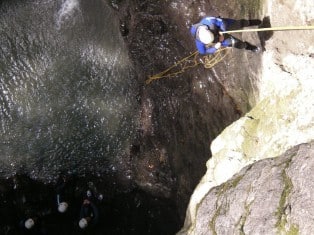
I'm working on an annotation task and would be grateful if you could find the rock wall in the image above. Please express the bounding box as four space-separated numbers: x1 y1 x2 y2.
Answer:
179 0 314 234
184 142 314 235
114 0 255 221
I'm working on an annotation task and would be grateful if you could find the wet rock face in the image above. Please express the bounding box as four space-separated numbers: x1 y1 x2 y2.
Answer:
113 0 263 221
185 142 314 235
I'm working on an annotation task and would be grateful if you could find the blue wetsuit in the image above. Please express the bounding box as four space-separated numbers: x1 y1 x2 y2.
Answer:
190 17 235 54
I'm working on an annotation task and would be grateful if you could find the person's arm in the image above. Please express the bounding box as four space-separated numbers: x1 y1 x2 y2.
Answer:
56 176 66 192
206 47 218 54
215 17 227 31
196 40 217 55
56 194 60 205
195 40 206 54
201 17 227 32
190 24 197 37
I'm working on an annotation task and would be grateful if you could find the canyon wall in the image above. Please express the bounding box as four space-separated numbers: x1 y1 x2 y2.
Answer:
179 0 314 234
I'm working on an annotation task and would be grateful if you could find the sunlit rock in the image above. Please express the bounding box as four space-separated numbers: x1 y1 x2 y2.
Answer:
182 142 314 235
179 0 314 234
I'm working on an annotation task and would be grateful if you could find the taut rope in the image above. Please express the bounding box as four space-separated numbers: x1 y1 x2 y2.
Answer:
222 25 314 34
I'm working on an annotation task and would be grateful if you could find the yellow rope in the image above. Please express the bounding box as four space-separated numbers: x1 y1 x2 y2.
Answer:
222 25 314 34
146 48 229 84
203 48 229 69
145 51 199 84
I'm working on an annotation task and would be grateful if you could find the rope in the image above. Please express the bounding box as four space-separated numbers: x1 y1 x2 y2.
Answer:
146 48 229 84
222 25 314 34
203 48 229 69
146 51 200 84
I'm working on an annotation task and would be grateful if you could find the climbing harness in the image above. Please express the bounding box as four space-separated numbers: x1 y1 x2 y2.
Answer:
146 48 229 84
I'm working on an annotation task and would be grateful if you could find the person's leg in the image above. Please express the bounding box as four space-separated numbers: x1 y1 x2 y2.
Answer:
223 18 236 27
222 34 259 52
223 18 261 30
240 19 262 27
222 18 240 30
222 34 245 48
243 41 259 52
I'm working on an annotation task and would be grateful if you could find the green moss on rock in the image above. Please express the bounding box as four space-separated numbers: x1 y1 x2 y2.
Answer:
275 162 294 233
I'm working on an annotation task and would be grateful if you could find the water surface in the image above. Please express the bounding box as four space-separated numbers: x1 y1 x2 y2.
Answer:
0 0 139 181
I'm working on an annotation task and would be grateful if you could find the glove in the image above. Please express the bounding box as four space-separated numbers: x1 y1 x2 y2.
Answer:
214 42 221 49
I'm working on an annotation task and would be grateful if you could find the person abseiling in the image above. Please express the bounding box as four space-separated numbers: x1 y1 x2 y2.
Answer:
190 16 261 54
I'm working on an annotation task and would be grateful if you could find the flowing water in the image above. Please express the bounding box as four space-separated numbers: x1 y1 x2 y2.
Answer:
0 0 139 181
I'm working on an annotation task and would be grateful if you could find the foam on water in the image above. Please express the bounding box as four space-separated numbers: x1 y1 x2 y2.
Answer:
56 0 80 29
